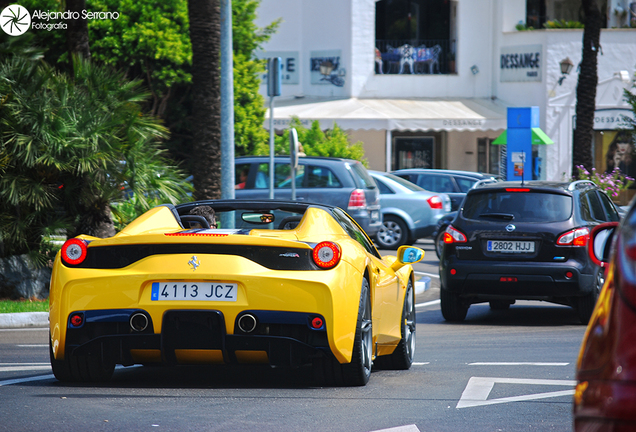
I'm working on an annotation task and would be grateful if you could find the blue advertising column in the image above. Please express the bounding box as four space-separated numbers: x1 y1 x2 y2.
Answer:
506 107 539 182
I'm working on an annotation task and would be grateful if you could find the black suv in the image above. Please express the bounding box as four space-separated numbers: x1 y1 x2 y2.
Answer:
439 180 620 324
234 156 382 237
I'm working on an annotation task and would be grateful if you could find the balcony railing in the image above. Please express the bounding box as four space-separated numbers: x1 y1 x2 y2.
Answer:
375 39 456 75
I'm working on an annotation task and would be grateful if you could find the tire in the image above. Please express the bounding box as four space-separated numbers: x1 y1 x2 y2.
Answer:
342 278 373 385
376 216 408 250
440 287 468 322
313 278 373 386
577 267 604 324
376 278 415 370
435 228 446 259
489 300 511 310
49 336 114 383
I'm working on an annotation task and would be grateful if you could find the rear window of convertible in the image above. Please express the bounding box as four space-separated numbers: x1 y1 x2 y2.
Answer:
462 191 573 222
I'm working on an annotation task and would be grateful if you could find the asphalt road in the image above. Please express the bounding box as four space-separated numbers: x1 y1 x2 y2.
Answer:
0 239 586 432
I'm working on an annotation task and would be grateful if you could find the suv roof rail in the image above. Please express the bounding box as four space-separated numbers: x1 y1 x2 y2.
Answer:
567 180 596 191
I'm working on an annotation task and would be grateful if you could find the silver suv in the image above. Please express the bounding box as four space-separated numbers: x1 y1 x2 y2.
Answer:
234 156 382 237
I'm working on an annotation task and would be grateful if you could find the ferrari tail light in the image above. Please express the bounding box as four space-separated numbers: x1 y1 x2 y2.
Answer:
348 189 367 210
427 196 443 209
557 227 590 247
61 238 88 265
312 241 341 269
443 225 467 244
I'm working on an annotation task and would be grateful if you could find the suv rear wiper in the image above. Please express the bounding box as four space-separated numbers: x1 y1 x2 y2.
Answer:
478 213 515 220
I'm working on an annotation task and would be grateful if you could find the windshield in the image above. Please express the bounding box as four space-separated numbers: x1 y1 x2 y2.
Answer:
462 191 573 222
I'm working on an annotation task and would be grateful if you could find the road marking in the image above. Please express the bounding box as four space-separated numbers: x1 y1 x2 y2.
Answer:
468 362 569 366
414 271 439 279
457 377 576 409
17 344 47 348
0 365 51 373
415 299 440 308
412 362 430 366
0 374 55 387
372 425 420 432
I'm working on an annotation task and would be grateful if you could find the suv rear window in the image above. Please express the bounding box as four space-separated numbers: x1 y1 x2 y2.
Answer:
463 191 573 222
348 162 375 189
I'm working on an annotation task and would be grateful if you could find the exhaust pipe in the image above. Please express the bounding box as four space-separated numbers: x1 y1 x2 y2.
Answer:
130 313 149 332
237 314 257 333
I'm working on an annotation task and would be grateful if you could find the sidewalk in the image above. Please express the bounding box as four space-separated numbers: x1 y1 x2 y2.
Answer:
0 312 48 329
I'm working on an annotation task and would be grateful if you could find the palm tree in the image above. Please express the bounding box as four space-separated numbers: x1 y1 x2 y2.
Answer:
0 56 191 257
66 0 91 59
188 0 222 200
572 0 602 173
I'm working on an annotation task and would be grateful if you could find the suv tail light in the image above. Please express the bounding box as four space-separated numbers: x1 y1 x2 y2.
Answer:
427 196 443 209
348 189 367 210
557 227 590 247
443 225 467 244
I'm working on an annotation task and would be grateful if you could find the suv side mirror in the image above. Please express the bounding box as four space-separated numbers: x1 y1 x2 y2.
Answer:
588 222 619 267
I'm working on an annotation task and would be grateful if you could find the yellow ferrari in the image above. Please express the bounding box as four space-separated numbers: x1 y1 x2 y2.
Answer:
49 200 423 386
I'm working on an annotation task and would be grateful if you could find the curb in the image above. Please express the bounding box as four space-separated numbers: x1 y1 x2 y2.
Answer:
415 277 430 295
0 312 49 329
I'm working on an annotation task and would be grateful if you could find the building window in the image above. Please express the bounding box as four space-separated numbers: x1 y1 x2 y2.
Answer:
525 0 607 29
375 0 456 75
477 138 500 176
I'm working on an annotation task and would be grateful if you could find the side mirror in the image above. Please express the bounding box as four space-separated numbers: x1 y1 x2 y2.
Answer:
588 222 619 267
391 246 424 271
399 246 424 264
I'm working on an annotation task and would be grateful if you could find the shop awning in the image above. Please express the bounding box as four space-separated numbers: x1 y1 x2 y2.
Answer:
265 97 508 132
492 128 555 145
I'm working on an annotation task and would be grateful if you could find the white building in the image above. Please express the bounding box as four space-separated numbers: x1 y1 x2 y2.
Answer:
256 0 636 180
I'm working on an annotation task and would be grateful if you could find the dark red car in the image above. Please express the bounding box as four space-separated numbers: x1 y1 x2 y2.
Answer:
574 200 636 431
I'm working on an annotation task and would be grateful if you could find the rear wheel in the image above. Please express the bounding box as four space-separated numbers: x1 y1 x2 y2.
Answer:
376 278 415 369
49 336 114 383
341 278 373 385
376 216 408 250
314 278 372 386
440 287 468 322
435 229 446 259
489 300 511 310
577 267 604 324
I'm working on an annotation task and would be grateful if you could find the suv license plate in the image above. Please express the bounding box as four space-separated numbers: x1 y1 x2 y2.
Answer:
487 240 535 253
151 282 238 301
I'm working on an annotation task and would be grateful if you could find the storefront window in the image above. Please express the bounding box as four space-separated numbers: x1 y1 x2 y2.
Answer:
394 136 434 169
594 130 636 179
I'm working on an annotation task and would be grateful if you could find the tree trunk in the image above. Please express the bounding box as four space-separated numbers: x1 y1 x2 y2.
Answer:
572 0 602 175
66 0 91 59
188 0 222 200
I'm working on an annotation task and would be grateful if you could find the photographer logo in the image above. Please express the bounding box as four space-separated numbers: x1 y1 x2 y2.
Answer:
1 5 31 36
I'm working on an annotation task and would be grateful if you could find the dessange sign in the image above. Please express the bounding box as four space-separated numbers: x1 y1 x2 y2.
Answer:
500 44 542 83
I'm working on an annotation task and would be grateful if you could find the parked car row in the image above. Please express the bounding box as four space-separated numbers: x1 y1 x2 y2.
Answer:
234 156 466 249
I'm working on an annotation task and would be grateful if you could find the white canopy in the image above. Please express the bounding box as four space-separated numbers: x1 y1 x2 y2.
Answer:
265 97 508 132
